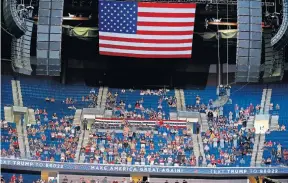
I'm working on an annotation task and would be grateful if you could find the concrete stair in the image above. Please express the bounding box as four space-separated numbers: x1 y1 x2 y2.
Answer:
197 134 207 166
16 80 23 107
73 109 82 125
255 134 265 166
79 131 90 162
97 87 103 106
11 80 19 106
16 121 26 158
179 89 186 111
270 115 279 131
75 130 85 163
247 116 255 129
4 106 13 122
23 123 31 159
28 108 36 124
169 112 178 120
250 134 260 167
264 89 272 114
100 87 108 108
192 134 201 166
104 110 113 118
200 113 209 132
260 89 267 114
174 89 182 110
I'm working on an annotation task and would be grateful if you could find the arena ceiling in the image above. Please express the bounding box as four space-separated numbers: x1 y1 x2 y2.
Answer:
0 0 284 70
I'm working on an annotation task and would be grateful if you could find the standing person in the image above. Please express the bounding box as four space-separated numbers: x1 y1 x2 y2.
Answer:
83 118 88 130
198 154 203 167
196 122 200 134
18 175 23 183
102 177 108 183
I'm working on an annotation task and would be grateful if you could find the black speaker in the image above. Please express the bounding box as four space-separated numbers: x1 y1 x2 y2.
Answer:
271 0 288 51
36 0 64 76
263 48 285 82
235 0 262 83
2 0 27 38
263 29 274 78
11 19 33 75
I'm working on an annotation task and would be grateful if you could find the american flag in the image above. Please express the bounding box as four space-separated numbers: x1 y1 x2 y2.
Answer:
99 1 196 58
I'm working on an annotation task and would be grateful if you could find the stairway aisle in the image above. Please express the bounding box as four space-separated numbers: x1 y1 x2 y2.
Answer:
16 80 24 107
192 134 200 157
270 115 279 131
255 134 266 166
16 120 26 158
73 109 82 126
264 89 272 114
11 80 19 106
75 130 86 163
97 87 103 106
79 131 90 163
174 89 182 110
200 113 209 132
23 122 31 159
260 89 267 114
100 87 109 109
197 134 207 166
247 116 255 129
27 109 36 124
179 89 186 111
250 134 260 167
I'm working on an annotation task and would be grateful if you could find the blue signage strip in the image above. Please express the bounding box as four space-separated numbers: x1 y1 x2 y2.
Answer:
1 158 288 175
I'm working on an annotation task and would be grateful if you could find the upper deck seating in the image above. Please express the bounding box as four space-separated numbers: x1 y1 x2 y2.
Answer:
1 75 13 119
106 89 176 120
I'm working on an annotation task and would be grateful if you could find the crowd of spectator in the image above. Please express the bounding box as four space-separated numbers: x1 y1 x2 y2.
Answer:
81 121 195 166
0 174 54 183
199 100 257 167
0 120 21 158
84 89 98 108
27 110 81 162
60 176 189 183
105 89 175 120
44 88 98 109
262 127 288 166
202 116 254 167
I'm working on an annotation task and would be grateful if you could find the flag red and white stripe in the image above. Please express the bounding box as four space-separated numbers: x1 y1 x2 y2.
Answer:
99 2 196 58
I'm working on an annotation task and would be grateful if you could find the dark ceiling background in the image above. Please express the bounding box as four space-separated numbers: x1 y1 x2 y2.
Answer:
1 0 285 87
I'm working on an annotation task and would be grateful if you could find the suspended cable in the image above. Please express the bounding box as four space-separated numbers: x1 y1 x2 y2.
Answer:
1 25 16 38
217 0 221 86
230 82 250 95
226 3 229 85
265 0 268 15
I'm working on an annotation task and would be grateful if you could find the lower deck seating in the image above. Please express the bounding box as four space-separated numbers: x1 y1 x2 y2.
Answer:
81 126 195 166
1 172 41 183
201 115 255 167
262 131 288 166
1 121 21 158
269 84 288 128
26 112 80 162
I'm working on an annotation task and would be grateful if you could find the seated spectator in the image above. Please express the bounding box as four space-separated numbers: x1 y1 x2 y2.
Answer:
275 104 280 110
50 97 55 102
281 125 286 131
90 88 96 94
